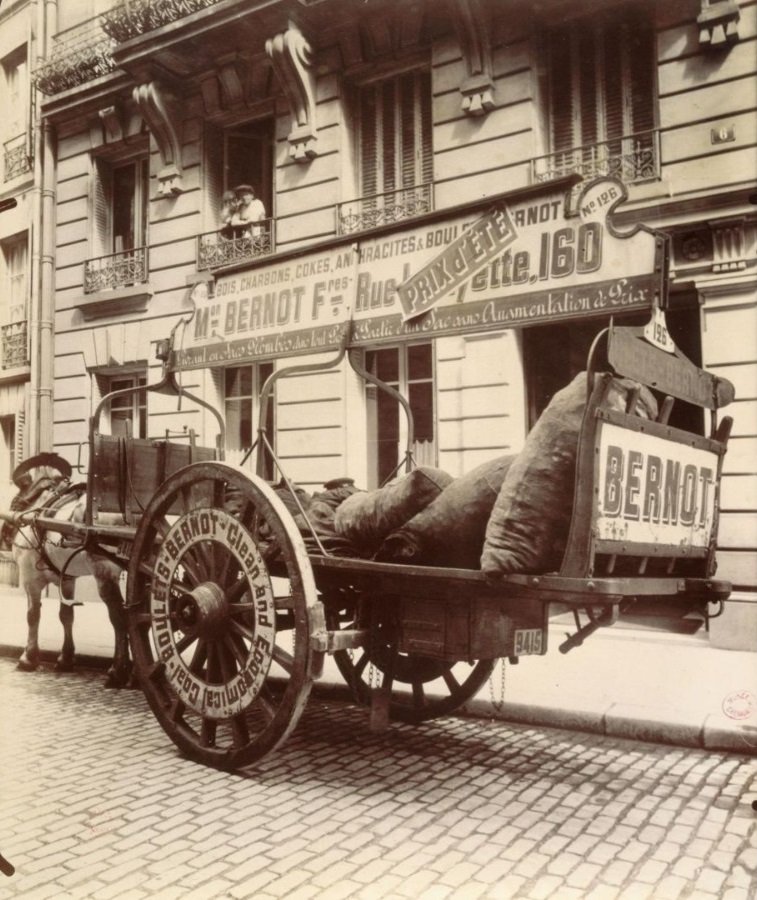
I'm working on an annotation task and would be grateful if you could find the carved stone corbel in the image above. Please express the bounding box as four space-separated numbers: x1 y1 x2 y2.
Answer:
266 23 318 162
449 0 495 116
133 81 183 196
710 218 749 272
89 104 124 148
697 0 740 48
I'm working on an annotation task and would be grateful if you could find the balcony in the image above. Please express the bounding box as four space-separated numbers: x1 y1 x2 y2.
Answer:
84 247 149 293
1 321 28 370
336 183 434 236
34 14 117 96
4 134 33 182
100 0 225 43
531 131 660 187
197 221 275 271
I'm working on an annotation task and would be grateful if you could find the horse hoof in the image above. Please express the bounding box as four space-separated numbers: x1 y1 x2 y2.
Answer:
17 657 39 672
104 671 129 689
54 659 75 673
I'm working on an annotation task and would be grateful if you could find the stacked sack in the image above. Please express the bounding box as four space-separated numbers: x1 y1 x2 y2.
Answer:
480 371 657 578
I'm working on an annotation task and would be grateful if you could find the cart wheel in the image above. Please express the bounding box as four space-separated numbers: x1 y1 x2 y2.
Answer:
326 602 495 724
126 462 322 769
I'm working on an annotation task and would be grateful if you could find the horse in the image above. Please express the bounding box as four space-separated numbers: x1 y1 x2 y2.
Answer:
1 454 131 688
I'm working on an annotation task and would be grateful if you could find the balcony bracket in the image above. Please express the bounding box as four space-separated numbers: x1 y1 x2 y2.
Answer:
266 23 318 162
133 81 183 195
450 0 495 117
697 1 740 49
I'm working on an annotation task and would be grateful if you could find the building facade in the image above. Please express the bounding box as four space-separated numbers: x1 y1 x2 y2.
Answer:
0 0 39 512
30 0 757 644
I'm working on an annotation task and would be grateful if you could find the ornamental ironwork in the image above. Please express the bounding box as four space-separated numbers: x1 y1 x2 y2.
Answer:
33 15 116 96
84 247 149 293
532 131 660 186
337 183 434 235
1 321 29 370
4 134 32 182
101 0 224 42
197 221 275 270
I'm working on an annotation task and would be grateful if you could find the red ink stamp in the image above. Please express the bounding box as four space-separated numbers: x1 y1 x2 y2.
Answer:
722 690 756 720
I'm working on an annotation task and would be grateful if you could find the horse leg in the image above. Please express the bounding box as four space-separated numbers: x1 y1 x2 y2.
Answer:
55 602 76 672
94 569 131 689
17 587 42 672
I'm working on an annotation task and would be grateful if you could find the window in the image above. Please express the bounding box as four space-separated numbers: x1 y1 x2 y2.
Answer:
340 70 433 233
2 46 31 182
104 373 147 438
2 46 28 138
1 416 16 482
365 343 435 488
542 9 657 183
206 119 274 226
359 70 432 201
224 362 275 478
87 155 149 291
1 234 28 323
522 304 703 434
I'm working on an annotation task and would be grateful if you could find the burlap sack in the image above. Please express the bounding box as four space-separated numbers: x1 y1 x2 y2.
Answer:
304 478 363 557
480 372 658 578
375 455 515 569
334 466 453 555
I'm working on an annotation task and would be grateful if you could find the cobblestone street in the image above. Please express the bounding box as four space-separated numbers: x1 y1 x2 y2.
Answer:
0 658 755 900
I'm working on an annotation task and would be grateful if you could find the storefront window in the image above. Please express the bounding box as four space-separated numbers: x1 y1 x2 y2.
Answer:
224 362 275 477
365 342 435 487
523 304 703 434
109 374 147 438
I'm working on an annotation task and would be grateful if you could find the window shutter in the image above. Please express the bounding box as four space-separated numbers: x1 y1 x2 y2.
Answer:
204 123 224 228
419 70 433 186
359 85 378 202
577 28 599 150
92 158 111 258
603 23 625 160
400 72 417 189
549 31 574 153
629 21 656 136
380 80 396 195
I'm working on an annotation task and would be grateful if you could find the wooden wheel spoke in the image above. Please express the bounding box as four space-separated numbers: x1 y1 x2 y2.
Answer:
189 640 208 675
170 698 186 723
442 668 460 693
272 644 294 674
412 681 426 709
223 633 249 668
353 652 369 679
229 619 255 642
254 687 278 722
174 632 198 655
206 641 222 685
180 544 211 584
200 718 217 748
146 660 165 682
230 712 249 748
227 577 251 605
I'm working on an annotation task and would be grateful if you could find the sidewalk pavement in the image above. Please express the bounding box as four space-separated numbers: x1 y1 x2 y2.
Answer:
1 577 755 756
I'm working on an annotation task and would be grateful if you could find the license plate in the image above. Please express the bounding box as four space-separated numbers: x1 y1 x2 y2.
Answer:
513 628 544 656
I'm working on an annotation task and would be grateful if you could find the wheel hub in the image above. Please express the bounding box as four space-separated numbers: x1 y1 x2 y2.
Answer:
176 582 228 636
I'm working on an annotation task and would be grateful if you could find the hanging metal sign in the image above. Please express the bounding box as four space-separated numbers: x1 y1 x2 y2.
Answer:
175 177 665 369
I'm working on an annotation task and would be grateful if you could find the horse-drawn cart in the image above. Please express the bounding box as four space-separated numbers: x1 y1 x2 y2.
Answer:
14 304 734 771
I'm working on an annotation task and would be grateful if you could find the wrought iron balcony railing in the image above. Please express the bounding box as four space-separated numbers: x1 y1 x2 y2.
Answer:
337 183 434 235
531 130 660 186
197 221 275 270
101 0 224 42
1 321 29 370
84 247 149 293
33 14 117 96
4 134 33 182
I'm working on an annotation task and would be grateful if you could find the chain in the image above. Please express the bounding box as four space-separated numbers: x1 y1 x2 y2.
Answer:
488 658 507 713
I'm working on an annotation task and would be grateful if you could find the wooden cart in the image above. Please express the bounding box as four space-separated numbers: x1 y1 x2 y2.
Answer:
29 312 735 770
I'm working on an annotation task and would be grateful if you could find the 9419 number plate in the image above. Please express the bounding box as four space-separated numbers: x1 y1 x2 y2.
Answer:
513 628 544 656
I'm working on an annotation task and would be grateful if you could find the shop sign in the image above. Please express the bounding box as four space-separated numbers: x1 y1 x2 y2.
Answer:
596 423 717 549
176 177 663 369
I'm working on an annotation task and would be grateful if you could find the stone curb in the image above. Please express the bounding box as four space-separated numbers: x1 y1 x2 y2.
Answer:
2 643 755 757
